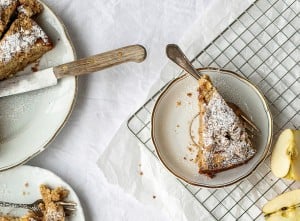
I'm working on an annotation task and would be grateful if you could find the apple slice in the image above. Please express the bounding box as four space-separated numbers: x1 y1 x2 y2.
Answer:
285 130 300 180
271 129 294 178
263 189 300 218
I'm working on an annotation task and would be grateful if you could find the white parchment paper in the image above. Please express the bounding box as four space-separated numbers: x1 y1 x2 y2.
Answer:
97 0 254 220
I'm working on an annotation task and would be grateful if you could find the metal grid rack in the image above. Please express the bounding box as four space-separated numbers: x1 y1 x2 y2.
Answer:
127 0 299 220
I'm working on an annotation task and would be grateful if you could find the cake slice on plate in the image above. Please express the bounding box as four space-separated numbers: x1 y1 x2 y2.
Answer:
0 185 69 221
197 75 256 177
0 0 18 38
0 15 53 80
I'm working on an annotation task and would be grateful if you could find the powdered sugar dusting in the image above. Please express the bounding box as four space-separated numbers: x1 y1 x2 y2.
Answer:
45 207 65 221
17 4 26 14
0 0 15 8
0 0 17 17
202 91 255 169
0 24 49 63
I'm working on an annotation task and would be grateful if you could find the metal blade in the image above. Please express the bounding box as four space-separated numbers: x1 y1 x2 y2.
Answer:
0 68 58 98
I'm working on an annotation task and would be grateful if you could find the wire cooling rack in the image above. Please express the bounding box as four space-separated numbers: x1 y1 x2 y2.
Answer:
127 0 299 220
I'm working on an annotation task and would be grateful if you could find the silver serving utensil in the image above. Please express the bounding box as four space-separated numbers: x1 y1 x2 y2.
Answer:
166 44 201 80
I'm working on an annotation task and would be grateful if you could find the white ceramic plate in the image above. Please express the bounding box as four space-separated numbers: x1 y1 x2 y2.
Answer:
0 165 84 220
0 1 77 171
152 68 272 188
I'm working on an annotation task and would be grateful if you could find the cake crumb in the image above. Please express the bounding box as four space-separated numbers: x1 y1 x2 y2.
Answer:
24 182 29 187
139 172 143 176
31 66 38 72
22 191 26 196
183 157 187 160
176 101 181 107
190 159 194 162
153 195 156 199
187 92 192 97
31 59 40 72
176 124 180 128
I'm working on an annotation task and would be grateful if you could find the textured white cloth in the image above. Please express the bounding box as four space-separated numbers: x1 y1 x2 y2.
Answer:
30 0 252 220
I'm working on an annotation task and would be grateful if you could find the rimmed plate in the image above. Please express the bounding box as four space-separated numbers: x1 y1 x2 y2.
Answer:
0 1 77 171
0 165 85 220
152 68 272 188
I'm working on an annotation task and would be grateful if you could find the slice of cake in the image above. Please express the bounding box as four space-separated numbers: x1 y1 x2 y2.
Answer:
197 75 256 177
0 15 53 80
0 185 69 221
39 184 68 221
0 0 18 38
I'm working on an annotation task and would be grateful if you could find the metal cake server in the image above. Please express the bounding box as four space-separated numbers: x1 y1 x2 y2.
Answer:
0 44 146 98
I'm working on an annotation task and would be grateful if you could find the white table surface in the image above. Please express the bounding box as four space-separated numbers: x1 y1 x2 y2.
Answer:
29 0 253 220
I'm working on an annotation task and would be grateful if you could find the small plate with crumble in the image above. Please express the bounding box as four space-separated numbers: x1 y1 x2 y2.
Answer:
0 0 77 170
0 165 85 221
151 68 272 188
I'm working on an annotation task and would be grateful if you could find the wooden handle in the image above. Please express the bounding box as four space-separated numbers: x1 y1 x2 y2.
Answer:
53 44 147 79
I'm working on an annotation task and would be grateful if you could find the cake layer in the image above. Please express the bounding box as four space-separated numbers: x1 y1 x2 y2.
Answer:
0 15 53 80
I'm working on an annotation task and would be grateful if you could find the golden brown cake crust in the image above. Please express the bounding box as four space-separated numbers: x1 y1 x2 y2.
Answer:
197 75 256 177
197 75 216 154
